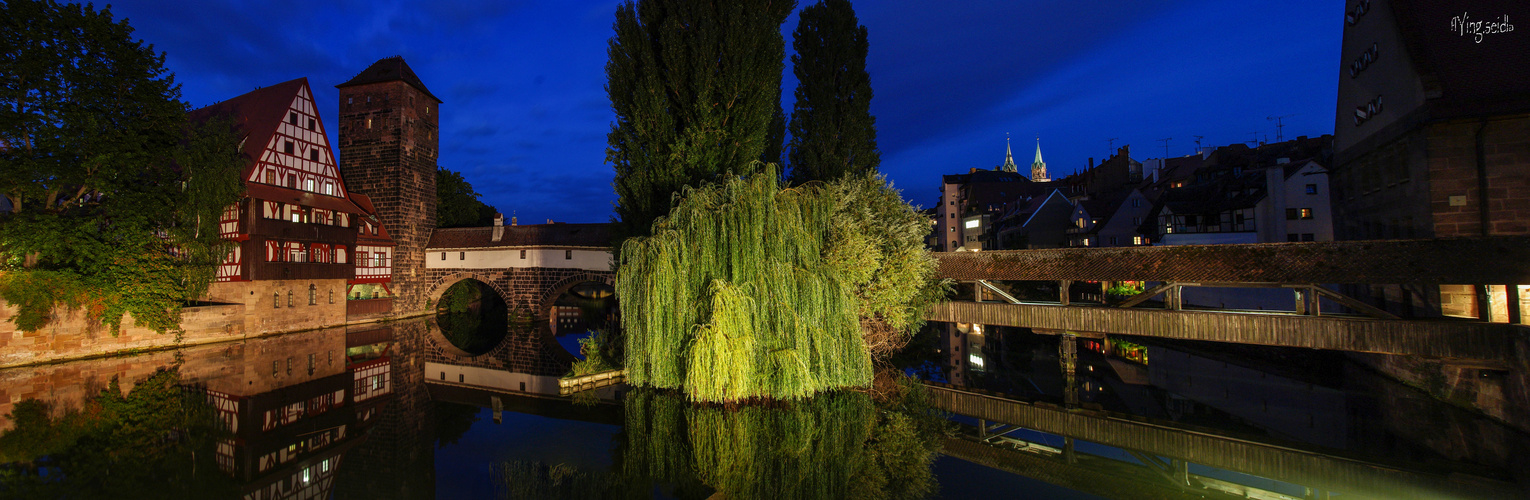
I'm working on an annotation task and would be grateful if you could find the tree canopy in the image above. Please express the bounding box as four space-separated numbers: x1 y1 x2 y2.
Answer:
605 0 795 242
436 167 499 228
0 0 244 333
787 0 880 184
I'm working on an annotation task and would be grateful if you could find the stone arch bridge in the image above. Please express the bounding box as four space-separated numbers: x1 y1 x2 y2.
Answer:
420 222 613 375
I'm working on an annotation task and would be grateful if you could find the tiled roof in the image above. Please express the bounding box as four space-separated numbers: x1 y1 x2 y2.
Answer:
189 78 308 182
336 56 441 103
934 236 1530 285
349 193 394 245
427 223 611 249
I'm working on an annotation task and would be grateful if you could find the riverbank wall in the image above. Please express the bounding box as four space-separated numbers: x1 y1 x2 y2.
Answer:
1349 329 1530 433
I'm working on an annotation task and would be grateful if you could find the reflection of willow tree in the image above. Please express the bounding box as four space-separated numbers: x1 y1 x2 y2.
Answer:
613 384 946 500
435 281 508 354
0 367 237 497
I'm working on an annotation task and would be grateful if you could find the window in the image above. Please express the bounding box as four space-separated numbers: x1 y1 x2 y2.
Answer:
274 293 281 308
520 249 526 259
288 112 298 125
310 149 319 161
308 353 315 375
459 252 465 260
1300 208 1313 219
287 290 294 307
948 227 954 232
964 220 980 229
1305 184 1318 195
1302 233 1315 241
291 212 301 223
309 284 317 305
324 183 333 196
1285 208 1299 220
1131 198 1141 208
1133 236 1143 245
287 174 297 188
441 252 446 261
1082 238 1091 246
1109 236 1118 245
949 214 955 219
329 290 334 304
1133 217 1141 225
366 118 372 129
307 118 315 131
284 141 294 155
1288 233 1299 242
948 201 954 206
565 250 573 260
305 179 315 192
265 170 275 184
273 360 280 377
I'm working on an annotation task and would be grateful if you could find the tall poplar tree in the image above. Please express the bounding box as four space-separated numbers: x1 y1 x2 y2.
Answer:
786 0 880 185
605 0 796 241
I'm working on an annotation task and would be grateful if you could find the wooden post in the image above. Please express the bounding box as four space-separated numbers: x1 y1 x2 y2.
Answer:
1295 288 1308 315
1507 284 1522 325
1064 437 1077 464
1060 280 1072 306
1310 286 1321 316
1061 333 1078 408
1476 285 1493 322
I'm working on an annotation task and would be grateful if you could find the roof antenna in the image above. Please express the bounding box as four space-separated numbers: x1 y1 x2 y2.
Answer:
1105 137 1119 156
1158 137 1172 160
1267 114 1296 142
1193 135 1205 153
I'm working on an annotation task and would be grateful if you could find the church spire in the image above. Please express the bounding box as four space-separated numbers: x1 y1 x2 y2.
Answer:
1031 137 1050 182
1000 133 1017 172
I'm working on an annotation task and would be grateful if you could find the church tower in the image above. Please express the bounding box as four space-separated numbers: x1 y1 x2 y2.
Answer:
1031 138 1050 182
999 135 1018 173
336 56 441 316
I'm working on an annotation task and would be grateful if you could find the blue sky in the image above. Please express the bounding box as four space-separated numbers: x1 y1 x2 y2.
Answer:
107 0 1340 224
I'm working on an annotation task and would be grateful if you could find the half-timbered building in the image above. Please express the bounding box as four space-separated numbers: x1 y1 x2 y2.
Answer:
193 78 397 334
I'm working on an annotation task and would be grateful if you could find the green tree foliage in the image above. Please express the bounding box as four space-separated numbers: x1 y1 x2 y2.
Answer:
618 387 945 499
605 0 796 242
435 167 499 228
786 0 880 184
618 168 947 402
0 0 244 333
0 368 237 497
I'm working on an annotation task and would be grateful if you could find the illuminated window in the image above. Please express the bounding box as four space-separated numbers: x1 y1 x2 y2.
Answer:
964 219 980 229
291 212 301 223
1133 236 1143 245
308 284 316 305
305 179 315 192
1300 208 1313 219
968 354 985 368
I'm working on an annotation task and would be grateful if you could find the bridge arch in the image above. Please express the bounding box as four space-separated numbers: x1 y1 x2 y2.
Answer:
419 266 617 373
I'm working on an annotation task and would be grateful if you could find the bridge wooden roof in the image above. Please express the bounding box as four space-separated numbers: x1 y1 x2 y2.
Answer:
936 236 1530 285
426 223 611 249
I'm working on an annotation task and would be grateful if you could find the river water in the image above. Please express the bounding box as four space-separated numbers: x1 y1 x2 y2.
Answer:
0 316 1525 499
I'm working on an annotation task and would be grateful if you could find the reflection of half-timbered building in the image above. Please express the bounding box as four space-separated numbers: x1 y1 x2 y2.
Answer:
192 78 397 334
195 331 394 500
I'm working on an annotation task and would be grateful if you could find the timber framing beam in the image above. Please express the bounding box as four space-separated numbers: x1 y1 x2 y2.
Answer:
927 301 1516 361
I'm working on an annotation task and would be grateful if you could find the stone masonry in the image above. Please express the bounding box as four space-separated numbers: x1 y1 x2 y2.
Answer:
420 267 615 376
337 57 441 318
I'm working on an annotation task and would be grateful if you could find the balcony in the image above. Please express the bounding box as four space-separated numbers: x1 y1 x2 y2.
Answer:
251 261 352 281
249 217 358 245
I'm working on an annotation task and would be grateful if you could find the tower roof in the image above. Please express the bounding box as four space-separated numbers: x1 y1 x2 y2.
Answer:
1000 135 1017 172
1033 139 1045 166
336 56 441 103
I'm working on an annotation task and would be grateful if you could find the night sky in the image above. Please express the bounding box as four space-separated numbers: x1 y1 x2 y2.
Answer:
107 0 1339 225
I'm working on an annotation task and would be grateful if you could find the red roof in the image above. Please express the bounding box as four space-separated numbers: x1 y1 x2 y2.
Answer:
349 192 394 246
189 78 309 183
336 56 441 103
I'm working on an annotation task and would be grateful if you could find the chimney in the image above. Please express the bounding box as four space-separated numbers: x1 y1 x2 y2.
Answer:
493 213 504 227
491 213 505 242
1088 158 1095 169
511 216 517 226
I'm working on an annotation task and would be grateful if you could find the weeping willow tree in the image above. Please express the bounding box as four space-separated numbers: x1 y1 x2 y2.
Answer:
617 388 943 500
618 166 946 402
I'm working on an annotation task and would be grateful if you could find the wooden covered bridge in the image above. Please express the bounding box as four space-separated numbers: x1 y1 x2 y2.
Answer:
928 236 1530 363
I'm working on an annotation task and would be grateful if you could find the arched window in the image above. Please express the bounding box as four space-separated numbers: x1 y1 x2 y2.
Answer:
309 284 317 305
287 290 294 307
329 290 334 304
274 293 281 308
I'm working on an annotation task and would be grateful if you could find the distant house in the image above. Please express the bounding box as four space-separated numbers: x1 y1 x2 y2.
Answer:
1067 189 1153 247
990 189 1073 249
1152 137 1334 245
937 139 1062 251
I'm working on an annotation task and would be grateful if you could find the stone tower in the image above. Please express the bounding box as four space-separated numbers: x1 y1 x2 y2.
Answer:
336 56 441 316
